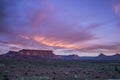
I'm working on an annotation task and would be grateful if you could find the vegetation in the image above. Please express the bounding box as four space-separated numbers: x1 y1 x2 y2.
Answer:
0 58 120 80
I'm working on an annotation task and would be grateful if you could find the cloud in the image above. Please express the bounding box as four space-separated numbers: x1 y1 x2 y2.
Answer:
0 0 55 50
29 17 97 49
33 36 78 49
56 43 120 56
9 47 21 51
0 0 98 54
0 0 52 35
79 43 120 53
113 3 120 17
2 0 117 55
32 29 96 49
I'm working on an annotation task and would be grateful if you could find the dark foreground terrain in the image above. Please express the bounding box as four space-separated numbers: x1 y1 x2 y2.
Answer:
0 59 120 80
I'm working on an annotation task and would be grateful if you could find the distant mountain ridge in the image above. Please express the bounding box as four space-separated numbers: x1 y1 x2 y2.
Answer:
0 49 120 60
60 54 79 60
80 53 120 60
96 53 120 60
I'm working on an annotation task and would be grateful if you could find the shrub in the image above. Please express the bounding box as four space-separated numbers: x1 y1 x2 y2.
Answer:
3 78 9 80
0 64 5 67
24 72 28 75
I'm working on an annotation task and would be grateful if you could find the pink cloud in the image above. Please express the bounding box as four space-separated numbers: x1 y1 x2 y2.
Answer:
113 3 120 17
2 0 119 55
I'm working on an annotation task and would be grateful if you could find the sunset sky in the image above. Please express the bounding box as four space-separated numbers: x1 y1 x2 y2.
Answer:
0 0 120 56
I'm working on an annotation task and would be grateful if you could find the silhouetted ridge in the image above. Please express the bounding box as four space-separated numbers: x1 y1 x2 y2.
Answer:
114 53 120 56
98 53 106 57
2 51 18 57
0 50 120 60
95 53 120 60
0 49 59 60
60 54 79 60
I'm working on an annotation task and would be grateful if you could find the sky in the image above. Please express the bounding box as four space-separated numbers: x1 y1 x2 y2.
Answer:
0 0 120 56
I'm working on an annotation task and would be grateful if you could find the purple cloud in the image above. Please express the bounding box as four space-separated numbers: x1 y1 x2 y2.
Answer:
113 3 120 17
0 0 120 56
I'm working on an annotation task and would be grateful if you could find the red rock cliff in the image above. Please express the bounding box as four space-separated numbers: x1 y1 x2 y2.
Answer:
18 49 59 59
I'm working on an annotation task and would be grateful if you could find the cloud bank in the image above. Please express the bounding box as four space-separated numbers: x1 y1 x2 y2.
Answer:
0 0 120 56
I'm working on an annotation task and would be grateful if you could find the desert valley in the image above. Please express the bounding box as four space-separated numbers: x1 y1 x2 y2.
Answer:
0 49 120 80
